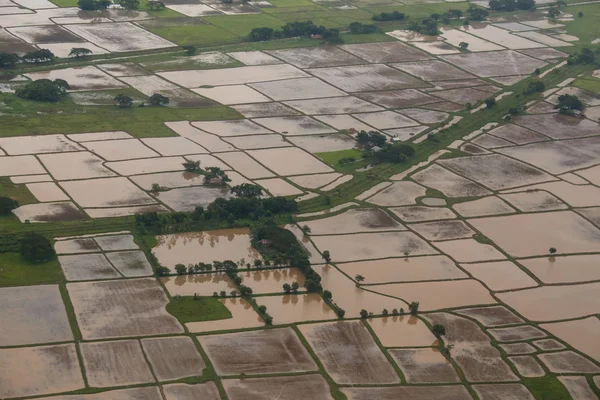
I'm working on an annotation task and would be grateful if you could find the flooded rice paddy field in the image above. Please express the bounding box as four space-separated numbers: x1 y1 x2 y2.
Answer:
5 13 600 400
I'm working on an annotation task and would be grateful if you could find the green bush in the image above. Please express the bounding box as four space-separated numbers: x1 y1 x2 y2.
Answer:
19 233 55 263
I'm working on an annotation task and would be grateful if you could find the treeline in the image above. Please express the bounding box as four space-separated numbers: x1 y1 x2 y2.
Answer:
135 195 297 234
355 130 417 164
0 49 54 69
489 0 535 11
249 20 342 43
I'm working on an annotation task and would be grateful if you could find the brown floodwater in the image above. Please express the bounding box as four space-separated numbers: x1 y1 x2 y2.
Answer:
153 228 261 268
258 293 336 324
186 298 263 333
240 268 305 295
368 316 438 347
160 273 238 297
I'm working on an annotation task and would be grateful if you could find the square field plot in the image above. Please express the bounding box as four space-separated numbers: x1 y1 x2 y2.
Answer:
8 25 84 44
199 327 317 375
65 22 176 52
390 348 459 383
227 51 282 66
193 85 271 105
285 96 382 115
353 111 419 129
340 42 431 63
257 293 336 324
59 177 156 208
224 375 334 400
106 251 153 277
266 47 364 68
141 137 207 156
68 278 183 339
0 344 84 399
308 64 428 92
159 64 308 88
141 337 206 381
299 321 400 384
95 234 138 251
0 285 72 346
368 316 438 347
26 66 126 91
441 50 547 77
358 89 441 109
81 340 154 387
248 147 333 176
192 119 271 136
250 78 347 101
0 155 46 176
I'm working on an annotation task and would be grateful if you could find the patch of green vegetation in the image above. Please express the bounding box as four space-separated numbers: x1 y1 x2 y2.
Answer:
143 23 241 46
316 149 363 166
524 376 572 400
425 188 445 198
562 3 600 50
0 252 63 287
166 296 233 324
473 233 493 245
0 177 37 206
573 76 600 94
205 14 286 37
49 0 78 6
0 91 241 137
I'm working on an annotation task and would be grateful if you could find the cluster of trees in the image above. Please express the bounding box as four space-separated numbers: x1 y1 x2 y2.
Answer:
372 142 416 164
523 80 545 95
283 281 300 294
249 20 342 44
251 222 322 293
556 94 584 116
407 17 439 36
20 233 55 263
348 22 378 34
78 0 110 10
488 0 535 11
0 49 54 69
16 79 69 102
114 93 170 108
372 11 406 21
567 47 596 65
135 194 297 233
356 130 387 149
0 197 18 216
466 5 488 21
203 167 230 185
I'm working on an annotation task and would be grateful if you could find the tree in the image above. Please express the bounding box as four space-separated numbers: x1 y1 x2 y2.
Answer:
182 160 201 173
249 27 275 42
322 290 332 301
0 52 20 69
175 264 187 274
114 94 133 108
148 0 165 10
203 167 230 185
578 11 583 17
432 324 446 338
16 79 68 102
549 247 557 254
155 266 170 276
149 93 170 106
467 5 488 21
382 308 389 316
374 143 416 163
258 305 267 314
556 94 584 114
0 197 18 215
322 250 331 264
116 0 139 9
547 7 560 18
231 183 263 198
484 97 496 108
337 308 345 318
291 281 300 293
182 45 196 56
359 309 369 318
409 301 420 315
68 47 93 58
151 183 161 192
239 285 253 296
20 233 55 262
301 225 311 235
447 9 462 19
459 41 469 50
355 274 365 284
392 308 399 316
253 259 262 268
283 283 291 294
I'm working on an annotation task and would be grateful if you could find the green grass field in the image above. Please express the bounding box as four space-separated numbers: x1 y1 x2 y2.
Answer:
573 75 600 93
562 3 600 47
0 253 64 287
315 149 364 166
166 296 233 324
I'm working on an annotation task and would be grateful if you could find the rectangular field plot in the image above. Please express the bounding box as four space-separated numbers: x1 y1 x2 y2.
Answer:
224 374 334 400
39 152 116 180
0 344 84 399
0 285 73 346
299 321 400 384
340 42 431 63
199 327 317 375
26 66 126 91
59 253 121 281
106 251 153 277
441 50 547 77
68 278 183 339
390 348 459 383
461 25 544 49
141 336 206 381
342 386 472 400
308 64 428 92
186 298 264 333
65 22 176 52
252 116 336 136
368 316 438 347
163 383 220 400
311 231 437 262
257 293 336 324
266 47 364 68
59 177 157 208
159 64 308 87
0 134 81 155
284 96 382 115
35 387 163 400
303 208 404 235
248 147 333 175
81 340 154 387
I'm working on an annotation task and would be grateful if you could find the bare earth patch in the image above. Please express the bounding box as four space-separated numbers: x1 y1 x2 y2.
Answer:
141 336 206 381
389 348 459 383
224 374 334 400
